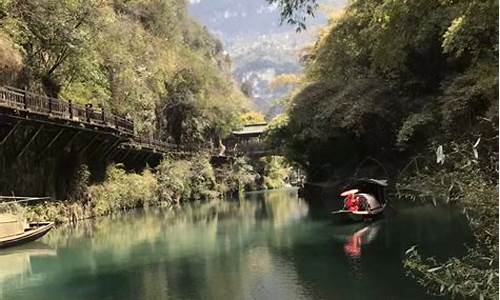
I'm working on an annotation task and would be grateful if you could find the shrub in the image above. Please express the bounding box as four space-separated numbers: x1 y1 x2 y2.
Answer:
398 142 498 299
217 156 256 198
88 164 158 216
156 153 218 204
258 156 292 190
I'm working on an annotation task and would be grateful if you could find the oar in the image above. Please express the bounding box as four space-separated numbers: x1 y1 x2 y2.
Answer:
331 210 350 215
0 197 50 205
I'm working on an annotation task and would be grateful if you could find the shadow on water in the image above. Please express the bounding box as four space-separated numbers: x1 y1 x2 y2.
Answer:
0 188 472 300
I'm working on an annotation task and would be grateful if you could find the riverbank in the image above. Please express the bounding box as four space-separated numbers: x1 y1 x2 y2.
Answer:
21 153 294 224
22 154 220 224
24 165 159 224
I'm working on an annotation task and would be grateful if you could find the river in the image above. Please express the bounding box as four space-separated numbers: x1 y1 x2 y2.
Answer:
0 189 472 300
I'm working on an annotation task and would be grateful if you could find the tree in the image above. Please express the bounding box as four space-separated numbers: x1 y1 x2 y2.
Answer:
7 0 102 96
266 0 318 31
0 33 22 84
158 68 203 144
240 111 266 125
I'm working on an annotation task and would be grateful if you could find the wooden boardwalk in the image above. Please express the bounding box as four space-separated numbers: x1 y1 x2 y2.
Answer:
0 86 274 167
0 86 173 165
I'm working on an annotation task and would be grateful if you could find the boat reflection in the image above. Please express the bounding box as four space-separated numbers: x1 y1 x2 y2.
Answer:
343 221 382 258
0 242 56 291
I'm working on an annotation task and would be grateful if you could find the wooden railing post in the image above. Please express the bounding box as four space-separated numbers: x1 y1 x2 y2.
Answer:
22 87 27 110
85 104 92 122
101 107 106 124
114 115 118 129
48 97 52 114
68 100 73 119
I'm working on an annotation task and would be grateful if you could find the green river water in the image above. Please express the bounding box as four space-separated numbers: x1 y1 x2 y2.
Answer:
0 189 472 300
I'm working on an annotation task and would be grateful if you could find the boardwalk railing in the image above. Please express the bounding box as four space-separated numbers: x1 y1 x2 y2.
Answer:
0 86 242 157
0 86 134 136
129 138 177 153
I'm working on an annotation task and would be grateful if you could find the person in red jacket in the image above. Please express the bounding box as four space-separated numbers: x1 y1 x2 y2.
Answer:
342 189 360 211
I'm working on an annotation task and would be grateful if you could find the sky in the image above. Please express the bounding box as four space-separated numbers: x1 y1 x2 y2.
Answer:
187 0 341 46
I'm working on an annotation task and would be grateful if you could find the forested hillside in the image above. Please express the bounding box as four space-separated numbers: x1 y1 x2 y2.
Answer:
275 0 498 180
269 0 498 298
0 0 247 144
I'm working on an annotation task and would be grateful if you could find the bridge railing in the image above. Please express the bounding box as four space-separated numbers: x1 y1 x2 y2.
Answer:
0 86 134 135
129 137 178 152
0 86 203 156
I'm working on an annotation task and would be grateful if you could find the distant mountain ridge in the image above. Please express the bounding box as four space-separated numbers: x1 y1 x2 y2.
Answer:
188 0 346 116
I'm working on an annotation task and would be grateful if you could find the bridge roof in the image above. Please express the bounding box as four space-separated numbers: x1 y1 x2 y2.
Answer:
232 123 267 137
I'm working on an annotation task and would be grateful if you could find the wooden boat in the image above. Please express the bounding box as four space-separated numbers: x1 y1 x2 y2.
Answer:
332 205 386 222
0 197 54 249
0 221 54 249
331 178 388 222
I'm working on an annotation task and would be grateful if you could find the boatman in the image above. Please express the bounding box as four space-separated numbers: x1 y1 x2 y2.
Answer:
345 193 359 211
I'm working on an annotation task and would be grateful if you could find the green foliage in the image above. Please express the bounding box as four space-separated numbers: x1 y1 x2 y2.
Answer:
156 153 218 204
25 164 157 223
240 111 266 125
217 157 257 198
404 248 498 299
267 0 318 30
3 0 103 96
67 164 90 201
26 201 81 224
396 109 435 148
441 1 498 61
88 164 158 216
25 156 231 223
281 0 498 180
0 0 247 140
0 32 22 84
258 156 292 190
398 142 498 299
265 113 290 154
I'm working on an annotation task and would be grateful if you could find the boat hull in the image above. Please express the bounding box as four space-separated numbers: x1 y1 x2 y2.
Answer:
0 222 54 249
332 205 386 223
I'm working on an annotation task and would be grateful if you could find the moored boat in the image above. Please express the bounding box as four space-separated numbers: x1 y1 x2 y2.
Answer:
0 214 53 249
331 178 388 222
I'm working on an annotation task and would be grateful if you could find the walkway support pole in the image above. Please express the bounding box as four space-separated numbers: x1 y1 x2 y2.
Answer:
0 122 20 145
79 134 100 156
63 131 81 151
101 139 121 161
16 125 44 160
38 128 64 159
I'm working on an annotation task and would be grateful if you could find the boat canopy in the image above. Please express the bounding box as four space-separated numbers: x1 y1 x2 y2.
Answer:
340 189 359 197
358 178 388 187
342 178 388 205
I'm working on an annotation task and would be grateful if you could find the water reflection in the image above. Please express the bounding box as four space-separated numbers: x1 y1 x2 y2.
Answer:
0 242 56 299
343 221 382 258
0 189 471 300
